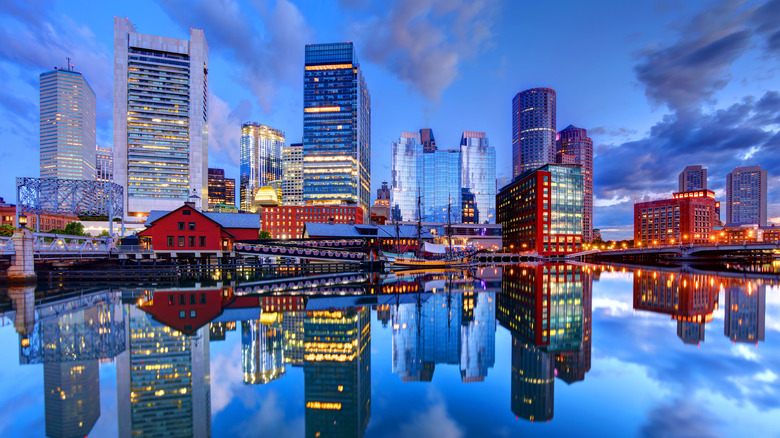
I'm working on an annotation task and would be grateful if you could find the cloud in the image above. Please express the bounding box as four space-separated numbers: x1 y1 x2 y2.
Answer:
231 390 304 438
751 0 780 55
344 0 500 101
395 389 464 438
210 344 244 414
640 398 722 438
209 95 251 167
156 0 314 113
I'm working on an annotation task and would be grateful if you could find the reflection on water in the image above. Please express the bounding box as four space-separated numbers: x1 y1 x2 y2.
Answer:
0 263 778 436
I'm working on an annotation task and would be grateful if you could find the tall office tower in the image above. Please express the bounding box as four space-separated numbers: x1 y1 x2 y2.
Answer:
282 311 305 367
95 146 113 182
678 165 707 192
423 150 462 223
391 132 423 221
724 285 766 344
459 293 496 382
39 67 96 180
375 181 391 204
511 338 555 422
420 128 437 153
117 306 210 438
44 361 100 438
557 125 594 242
241 319 285 384
207 168 236 208
460 131 496 224
282 142 304 205
512 88 556 177
726 165 768 226
114 18 208 218
303 42 371 217
304 308 371 438
240 122 285 212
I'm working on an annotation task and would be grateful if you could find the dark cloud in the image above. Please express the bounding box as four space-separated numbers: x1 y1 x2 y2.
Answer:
640 398 722 438
590 126 638 137
343 0 500 101
156 0 313 113
751 0 780 54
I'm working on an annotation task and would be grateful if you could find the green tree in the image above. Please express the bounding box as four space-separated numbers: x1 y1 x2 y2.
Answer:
0 224 14 237
58 222 88 236
258 230 272 239
97 230 110 237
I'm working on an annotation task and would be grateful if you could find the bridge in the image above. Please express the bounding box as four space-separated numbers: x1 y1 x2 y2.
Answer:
569 242 780 260
234 241 369 263
0 232 114 259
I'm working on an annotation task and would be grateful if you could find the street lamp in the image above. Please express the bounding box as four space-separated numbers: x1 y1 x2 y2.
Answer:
18 213 27 229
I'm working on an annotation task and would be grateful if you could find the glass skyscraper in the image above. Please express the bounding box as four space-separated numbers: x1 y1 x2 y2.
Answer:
423 150 463 223
40 68 96 180
460 131 496 224
113 17 209 217
390 132 423 221
303 42 371 216
557 125 593 242
240 122 285 212
512 88 556 177
95 146 113 182
726 165 768 226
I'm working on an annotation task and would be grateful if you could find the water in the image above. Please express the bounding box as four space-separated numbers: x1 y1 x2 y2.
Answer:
1 262 779 437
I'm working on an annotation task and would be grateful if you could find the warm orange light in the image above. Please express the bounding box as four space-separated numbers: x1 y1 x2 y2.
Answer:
305 63 353 71
304 106 341 113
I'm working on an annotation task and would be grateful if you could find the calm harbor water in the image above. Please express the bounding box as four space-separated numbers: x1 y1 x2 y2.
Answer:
1 262 779 437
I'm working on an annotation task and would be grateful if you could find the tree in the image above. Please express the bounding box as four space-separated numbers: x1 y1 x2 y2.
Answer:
258 230 272 239
0 224 14 237
98 230 110 237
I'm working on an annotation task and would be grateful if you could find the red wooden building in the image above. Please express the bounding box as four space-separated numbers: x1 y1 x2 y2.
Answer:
139 203 261 253
138 287 234 335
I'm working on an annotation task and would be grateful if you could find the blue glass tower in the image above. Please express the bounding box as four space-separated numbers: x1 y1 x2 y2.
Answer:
460 131 496 224
390 133 423 221
303 43 371 217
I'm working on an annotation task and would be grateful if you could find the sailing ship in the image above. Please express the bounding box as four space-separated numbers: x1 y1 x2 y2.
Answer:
386 193 475 269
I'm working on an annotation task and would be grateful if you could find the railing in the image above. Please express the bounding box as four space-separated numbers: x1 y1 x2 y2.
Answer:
116 245 153 253
32 233 115 253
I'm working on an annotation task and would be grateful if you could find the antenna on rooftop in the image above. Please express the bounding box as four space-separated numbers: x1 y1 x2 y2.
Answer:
66 56 73 72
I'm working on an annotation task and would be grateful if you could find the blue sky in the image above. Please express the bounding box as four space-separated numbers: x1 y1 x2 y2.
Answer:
1 0 779 239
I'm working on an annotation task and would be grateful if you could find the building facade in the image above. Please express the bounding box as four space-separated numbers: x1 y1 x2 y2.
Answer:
497 164 583 256
724 285 765 344
113 17 209 218
282 142 304 205
726 165 768 226
679 165 707 192
95 146 113 182
512 88 556 177
556 125 593 242
420 128 436 153
634 190 719 245
303 42 371 216
261 205 363 239
240 122 284 212
391 132 423 222
423 150 462 223
460 131 496 224
207 168 236 209
40 68 96 180
461 189 476 224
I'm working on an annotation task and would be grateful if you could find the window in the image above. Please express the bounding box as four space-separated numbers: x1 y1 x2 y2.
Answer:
167 236 174 247
178 222 185 230
189 236 196 247
179 294 186 305
178 236 185 247
199 236 206 247
168 295 174 305
189 222 196 230
190 294 196 305
200 293 206 304
179 310 186 319
183 209 191 215
190 310 197 318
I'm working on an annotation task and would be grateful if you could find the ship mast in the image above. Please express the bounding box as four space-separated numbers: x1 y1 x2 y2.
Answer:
416 188 423 257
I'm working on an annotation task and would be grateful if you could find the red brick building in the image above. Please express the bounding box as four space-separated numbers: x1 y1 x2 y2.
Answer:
0 198 78 232
634 190 718 245
261 205 363 239
139 204 261 252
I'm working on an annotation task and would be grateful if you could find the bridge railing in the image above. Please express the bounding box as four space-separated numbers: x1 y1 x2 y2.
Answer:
32 233 115 253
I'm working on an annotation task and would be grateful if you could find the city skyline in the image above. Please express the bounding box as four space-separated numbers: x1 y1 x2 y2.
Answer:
1 0 779 238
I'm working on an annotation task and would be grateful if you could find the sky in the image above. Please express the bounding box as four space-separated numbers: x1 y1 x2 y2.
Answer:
0 0 779 239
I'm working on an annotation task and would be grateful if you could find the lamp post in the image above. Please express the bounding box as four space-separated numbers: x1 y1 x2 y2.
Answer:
18 213 27 230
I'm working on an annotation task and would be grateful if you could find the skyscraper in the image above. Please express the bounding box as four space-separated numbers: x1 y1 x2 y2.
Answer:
726 165 768 226
557 125 593 242
282 142 304 205
95 146 113 182
391 132 423 221
460 131 496 224
512 88 556 177
240 122 284 212
423 150 462 223
241 318 285 384
303 42 371 217
207 168 236 208
679 165 707 192
420 128 437 153
113 18 209 217
724 285 766 344
40 67 96 180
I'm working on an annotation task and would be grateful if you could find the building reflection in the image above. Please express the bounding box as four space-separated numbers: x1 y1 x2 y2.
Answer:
304 307 371 438
11 289 125 438
209 321 236 341
632 270 718 345
242 315 285 384
117 306 210 438
724 283 766 344
498 264 591 422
